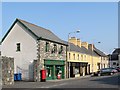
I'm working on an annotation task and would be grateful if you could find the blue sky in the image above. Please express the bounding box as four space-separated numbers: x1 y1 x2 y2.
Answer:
1 2 118 54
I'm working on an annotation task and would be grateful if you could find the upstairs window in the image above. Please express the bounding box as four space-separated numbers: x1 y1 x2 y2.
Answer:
73 54 75 60
113 62 116 65
45 42 50 52
69 53 71 60
59 46 63 54
78 54 79 60
52 44 57 53
16 43 21 52
85 55 86 60
81 55 83 60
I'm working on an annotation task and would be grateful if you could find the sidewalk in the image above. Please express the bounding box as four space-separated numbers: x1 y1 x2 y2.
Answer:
47 75 91 82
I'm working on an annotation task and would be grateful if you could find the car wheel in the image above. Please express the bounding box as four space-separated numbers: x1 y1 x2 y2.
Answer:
98 73 101 76
110 72 113 75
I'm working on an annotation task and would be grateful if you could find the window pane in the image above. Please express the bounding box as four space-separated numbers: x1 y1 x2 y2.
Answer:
16 43 20 51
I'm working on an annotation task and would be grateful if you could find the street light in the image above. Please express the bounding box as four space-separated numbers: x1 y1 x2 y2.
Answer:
68 30 80 78
91 41 101 74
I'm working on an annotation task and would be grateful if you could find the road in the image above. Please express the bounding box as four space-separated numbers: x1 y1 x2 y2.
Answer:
2 73 120 89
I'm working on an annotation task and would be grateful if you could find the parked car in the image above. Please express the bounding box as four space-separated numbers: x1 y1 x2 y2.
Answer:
94 68 118 76
115 67 120 72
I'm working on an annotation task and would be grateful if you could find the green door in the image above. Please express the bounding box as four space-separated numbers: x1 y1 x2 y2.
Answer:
46 65 53 80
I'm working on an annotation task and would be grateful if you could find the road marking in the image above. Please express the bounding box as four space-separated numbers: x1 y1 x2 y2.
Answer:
41 83 67 88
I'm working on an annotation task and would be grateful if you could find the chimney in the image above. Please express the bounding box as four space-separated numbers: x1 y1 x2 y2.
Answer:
81 42 88 49
77 39 81 47
88 44 94 51
69 37 77 46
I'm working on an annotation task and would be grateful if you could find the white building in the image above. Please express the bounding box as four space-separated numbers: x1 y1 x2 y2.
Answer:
1 18 67 81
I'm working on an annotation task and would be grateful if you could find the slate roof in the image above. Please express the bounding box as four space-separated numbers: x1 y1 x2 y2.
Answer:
112 48 120 54
111 54 118 60
1 18 67 45
107 48 120 61
64 41 99 56
94 47 107 57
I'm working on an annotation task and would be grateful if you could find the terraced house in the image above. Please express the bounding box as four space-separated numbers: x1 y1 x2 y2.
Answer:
1 18 67 81
67 37 109 78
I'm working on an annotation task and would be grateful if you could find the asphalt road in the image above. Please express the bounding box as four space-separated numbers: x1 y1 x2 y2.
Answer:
2 73 120 89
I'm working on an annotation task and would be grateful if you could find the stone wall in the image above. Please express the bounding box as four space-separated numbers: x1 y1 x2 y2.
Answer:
0 56 14 85
36 40 67 81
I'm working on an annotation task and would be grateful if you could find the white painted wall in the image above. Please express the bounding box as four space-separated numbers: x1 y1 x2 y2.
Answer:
1 22 37 81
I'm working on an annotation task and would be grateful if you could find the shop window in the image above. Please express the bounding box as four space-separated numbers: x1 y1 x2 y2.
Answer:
59 46 63 54
16 43 21 52
46 66 52 78
45 42 50 52
75 67 79 74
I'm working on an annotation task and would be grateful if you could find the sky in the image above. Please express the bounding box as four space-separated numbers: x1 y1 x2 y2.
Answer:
1 2 118 54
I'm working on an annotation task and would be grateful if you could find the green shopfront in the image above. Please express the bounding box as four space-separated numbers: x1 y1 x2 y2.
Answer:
44 60 65 80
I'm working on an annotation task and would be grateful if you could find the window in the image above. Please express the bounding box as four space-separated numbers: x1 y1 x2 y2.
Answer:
104 64 105 68
59 46 63 54
97 63 100 70
81 55 83 60
51 44 57 53
16 43 21 52
78 54 79 60
73 54 75 60
45 42 50 52
103 57 105 60
69 53 71 60
84 55 86 60
113 62 116 65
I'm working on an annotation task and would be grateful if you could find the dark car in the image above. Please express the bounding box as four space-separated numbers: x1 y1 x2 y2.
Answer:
94 68 118 76
115 67 120 72
98 68 118 76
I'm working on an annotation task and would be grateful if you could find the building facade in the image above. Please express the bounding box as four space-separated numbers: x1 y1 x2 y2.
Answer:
1 18 67 81
67 37 108 78
108 48 120 68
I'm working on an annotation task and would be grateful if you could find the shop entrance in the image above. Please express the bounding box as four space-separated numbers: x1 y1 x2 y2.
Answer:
46 65 53 80
44 60 65 80
55 65 64 79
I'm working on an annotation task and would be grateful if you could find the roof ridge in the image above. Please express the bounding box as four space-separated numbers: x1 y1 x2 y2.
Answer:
17 18 54 34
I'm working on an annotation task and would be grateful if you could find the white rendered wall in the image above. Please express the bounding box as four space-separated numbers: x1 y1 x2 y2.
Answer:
1 22 37 81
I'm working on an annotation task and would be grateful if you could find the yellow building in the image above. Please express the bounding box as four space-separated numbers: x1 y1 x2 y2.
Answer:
67 37 108 78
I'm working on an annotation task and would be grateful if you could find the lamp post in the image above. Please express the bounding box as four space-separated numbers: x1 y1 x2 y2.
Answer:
91 41 101 74
68 30 80 78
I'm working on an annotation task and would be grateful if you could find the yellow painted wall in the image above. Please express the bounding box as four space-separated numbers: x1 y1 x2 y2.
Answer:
67 51 105 73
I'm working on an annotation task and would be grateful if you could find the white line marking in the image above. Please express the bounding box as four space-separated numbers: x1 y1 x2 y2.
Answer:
41 83 67 88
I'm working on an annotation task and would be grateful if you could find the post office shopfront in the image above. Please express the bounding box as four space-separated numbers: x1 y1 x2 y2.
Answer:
44 59 65 80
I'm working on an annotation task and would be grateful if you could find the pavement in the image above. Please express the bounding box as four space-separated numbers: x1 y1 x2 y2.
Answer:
2 73 120 89
47 75 91 82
